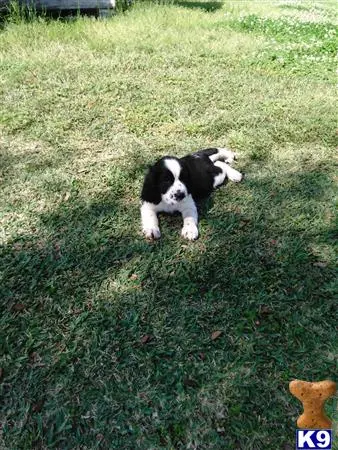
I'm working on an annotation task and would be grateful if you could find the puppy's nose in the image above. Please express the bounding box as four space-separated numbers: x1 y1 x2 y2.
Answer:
175 190 186 201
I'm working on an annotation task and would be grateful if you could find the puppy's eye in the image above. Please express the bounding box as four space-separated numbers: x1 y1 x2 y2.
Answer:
163 174 172 182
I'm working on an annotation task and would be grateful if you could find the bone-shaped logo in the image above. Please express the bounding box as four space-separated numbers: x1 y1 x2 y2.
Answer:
289 379 337 429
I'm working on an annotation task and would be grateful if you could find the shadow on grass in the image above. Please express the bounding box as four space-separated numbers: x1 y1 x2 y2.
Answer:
0 5 116 32
1 165 337 448
174 0 223 12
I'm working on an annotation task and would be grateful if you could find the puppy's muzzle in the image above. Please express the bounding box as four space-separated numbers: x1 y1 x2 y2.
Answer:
174 190 186 201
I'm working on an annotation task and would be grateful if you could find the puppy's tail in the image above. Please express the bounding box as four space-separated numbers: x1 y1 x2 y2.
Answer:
193 147 236 165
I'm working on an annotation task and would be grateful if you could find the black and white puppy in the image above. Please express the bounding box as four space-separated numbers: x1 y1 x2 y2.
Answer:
140 147 243 240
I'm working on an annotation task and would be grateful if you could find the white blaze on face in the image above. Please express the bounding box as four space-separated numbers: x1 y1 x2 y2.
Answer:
165 158 181 179
162 158 188 206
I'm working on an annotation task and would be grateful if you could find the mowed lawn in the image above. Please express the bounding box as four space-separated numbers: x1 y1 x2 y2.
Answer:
0 1 337 448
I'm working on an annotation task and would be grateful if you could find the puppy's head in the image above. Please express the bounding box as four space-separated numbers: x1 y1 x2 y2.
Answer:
142 157 189 206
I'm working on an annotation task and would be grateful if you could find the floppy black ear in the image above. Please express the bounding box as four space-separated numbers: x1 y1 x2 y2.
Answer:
179 160 191 193
141 165 162 204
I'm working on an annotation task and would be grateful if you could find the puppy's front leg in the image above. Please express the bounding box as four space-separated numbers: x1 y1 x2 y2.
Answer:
141 202 161 239
180 196 198 241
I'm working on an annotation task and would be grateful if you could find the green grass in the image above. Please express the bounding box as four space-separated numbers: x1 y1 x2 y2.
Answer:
0 1 337 448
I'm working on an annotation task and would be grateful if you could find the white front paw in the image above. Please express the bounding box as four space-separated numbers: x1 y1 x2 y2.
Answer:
181 223 198 241
226 166 243 183
229 170 243 183
143 227 161 240
224 152 237 165
219 148 237 165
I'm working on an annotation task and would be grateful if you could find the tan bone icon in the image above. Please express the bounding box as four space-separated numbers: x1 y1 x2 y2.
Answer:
289 379 337 429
